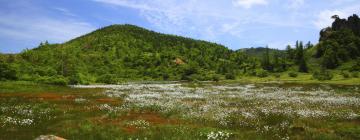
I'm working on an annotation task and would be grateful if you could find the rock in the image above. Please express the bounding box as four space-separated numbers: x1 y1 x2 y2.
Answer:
34 135 66 140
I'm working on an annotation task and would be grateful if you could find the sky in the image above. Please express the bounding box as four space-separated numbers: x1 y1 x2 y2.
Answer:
0 0 360 53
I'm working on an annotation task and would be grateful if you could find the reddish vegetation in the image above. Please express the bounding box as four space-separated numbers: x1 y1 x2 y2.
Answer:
122 126 138 134
0 93 76 101
121 112 181 125
28 93 76 100
90 111 182 134
96 98 121 105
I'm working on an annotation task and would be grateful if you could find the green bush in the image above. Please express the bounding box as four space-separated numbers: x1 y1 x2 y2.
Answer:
48 76 68 85
273 73 281 78
96 74 118 84
0 62 17 81
247 69 257 76
341 71 351 78
69 73 91 85
352 72 359 78
313 70 333 81
225 73 236 80
288 71 298 78
256 69 268 78
211 74 221 82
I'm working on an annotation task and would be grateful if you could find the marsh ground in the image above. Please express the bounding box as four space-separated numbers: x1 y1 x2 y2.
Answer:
0 81 360 140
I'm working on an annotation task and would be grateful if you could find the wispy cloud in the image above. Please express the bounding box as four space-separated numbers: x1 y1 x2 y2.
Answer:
93 0 306 43
53 7 77 17
288 0 304 9
313 4 360 29
232 0 268 9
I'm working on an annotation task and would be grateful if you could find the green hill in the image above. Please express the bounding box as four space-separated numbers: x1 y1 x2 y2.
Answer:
0 24 252 84
1 14 360 85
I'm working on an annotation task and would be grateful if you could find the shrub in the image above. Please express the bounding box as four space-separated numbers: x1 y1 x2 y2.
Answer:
225 73 236 80
288 71 298 78
350 58 360 71
69 73 91 85
273 73 281 78
256 69 269 78
0 62 17 81
211 74 221 82
352 72 359 78
247 69 257 76
96 74 117 84
48 76 68 85
341 71 350 79
313 70 333 81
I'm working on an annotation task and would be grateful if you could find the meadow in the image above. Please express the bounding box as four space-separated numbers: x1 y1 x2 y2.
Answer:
1 81 360 140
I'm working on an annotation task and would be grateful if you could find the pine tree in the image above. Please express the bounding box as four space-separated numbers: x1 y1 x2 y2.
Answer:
261 46 272 71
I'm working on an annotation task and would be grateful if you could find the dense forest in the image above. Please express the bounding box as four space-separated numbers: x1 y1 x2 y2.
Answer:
1 14 360 85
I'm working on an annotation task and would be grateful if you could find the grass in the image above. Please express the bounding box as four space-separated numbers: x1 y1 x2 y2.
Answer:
0 81 359 140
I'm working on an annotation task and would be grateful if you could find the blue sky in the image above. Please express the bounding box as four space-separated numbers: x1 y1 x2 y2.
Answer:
1 0 360 53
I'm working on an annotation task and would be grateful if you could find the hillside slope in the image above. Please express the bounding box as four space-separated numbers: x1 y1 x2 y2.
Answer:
1 24 251 84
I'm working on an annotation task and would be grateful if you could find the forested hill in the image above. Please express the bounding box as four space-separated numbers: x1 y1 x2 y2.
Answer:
1 14 360 85
0 24 253 84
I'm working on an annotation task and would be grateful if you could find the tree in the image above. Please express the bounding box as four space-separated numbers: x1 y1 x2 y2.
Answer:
295 41 308 72
298 58 308 73
0 62 17 80
322 48 339 69
261 46 273 71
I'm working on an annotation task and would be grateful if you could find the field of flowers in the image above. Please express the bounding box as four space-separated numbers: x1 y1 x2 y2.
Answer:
1 82 360 139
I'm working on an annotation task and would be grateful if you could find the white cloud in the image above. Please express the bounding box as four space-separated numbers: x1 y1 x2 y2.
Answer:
313 10 345 29
313 4 360 29
93 0 314 49
232 0 268 9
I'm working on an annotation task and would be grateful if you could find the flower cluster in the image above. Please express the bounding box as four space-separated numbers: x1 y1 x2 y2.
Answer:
126 120 150 129
0 103 57 127
202 131 232 140
0 116 33 126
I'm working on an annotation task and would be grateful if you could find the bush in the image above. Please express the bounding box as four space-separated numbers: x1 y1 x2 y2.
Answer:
352 72 359 78
96 74 118 84
247 69 257 76
225 73 236 80
350 58 360 71
288 72 298 78
341 71 350 78
256 69 268 78
48 76 68 85
0 62 17 81
313 70 333 81
69 73 91 85
211 74 221 82
273 73 281 78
